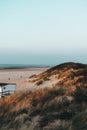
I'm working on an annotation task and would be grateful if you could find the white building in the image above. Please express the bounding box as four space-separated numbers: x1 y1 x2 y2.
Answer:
0 83 16 98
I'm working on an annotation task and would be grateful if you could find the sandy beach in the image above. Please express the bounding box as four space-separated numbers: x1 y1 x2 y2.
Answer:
0 67 49 91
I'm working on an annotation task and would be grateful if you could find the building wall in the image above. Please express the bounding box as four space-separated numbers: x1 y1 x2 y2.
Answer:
0 84 16 98
2 84 16 92
0 87 2 98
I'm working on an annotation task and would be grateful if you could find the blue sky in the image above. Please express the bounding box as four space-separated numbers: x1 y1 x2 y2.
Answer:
0 0 87 65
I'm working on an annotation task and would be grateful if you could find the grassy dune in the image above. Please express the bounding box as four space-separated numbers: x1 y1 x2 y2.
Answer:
0 62 87 130
0 85 87 130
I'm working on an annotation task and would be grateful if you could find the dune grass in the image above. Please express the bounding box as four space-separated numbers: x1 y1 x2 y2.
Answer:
0 84 87 130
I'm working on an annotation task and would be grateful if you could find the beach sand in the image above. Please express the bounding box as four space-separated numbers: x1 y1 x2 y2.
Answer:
0 67 49 91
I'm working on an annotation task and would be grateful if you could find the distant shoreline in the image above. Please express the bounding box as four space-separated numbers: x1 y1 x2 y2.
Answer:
0 65 51 70
0 64 52 70
0 66 49 69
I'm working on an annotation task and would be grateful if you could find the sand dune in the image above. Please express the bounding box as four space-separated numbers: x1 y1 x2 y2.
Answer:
0 62 87 130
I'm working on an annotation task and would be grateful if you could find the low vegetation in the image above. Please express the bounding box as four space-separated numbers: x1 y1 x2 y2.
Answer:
0 84 87 130
36 79 43 85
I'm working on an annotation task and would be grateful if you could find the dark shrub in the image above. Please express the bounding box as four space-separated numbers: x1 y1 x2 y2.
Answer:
73 86 87 103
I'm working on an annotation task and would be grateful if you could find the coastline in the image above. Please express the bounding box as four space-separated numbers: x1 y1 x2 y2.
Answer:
0 67 49 71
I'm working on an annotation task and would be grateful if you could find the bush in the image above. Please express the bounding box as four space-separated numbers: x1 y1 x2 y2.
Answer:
36 80 43 85
73 86 87 103
72 110 87 130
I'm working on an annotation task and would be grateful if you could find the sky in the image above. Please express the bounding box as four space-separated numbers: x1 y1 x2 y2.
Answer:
0 0 87 65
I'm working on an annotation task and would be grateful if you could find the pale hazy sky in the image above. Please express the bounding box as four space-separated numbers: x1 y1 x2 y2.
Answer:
0 0 87 65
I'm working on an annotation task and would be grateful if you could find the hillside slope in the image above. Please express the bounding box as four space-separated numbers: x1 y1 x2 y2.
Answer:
30 62 87 91
0 62 87 130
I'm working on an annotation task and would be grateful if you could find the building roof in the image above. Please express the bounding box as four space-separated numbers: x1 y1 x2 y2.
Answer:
0 83 16 87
